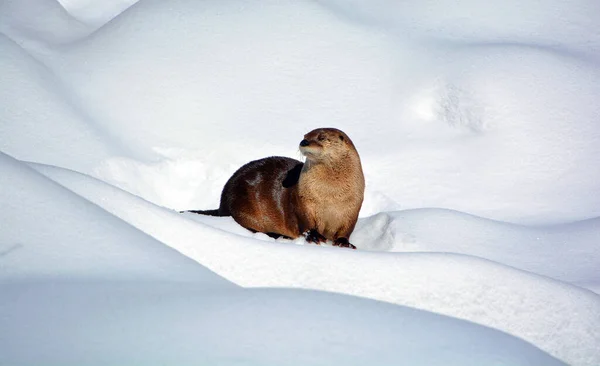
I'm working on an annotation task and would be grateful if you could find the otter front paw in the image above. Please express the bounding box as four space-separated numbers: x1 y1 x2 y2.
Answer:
333 237 356 249
305 229 327 244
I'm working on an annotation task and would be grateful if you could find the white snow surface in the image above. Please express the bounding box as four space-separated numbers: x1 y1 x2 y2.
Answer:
1 0 600 365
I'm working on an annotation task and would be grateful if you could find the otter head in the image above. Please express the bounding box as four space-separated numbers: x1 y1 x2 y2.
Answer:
299 128 355 163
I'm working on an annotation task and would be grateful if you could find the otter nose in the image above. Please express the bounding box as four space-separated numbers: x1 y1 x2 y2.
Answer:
300 139 310 147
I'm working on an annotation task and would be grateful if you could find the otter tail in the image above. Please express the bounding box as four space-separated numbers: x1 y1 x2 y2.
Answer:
184 209 227 217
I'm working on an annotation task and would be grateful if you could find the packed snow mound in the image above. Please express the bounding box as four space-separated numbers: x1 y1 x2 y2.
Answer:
0 282 566 366
0 152 227 285
0 0 91 44
30 163 600 365
353 209 600 292
0 154 570 366
0 34 119 172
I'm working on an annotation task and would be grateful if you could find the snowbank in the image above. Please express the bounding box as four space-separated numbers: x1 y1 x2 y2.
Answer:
0 282 566 366
353 209 600 291
31 162 600 365
1 155 568 366
0 152 223 284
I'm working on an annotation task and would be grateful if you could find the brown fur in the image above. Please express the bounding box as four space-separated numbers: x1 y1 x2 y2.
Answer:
295 128 365 248
185 128 365 249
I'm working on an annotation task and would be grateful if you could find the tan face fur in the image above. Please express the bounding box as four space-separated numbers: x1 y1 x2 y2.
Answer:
299 128 356 164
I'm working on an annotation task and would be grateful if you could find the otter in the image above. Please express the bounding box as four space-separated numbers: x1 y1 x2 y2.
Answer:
185 128 364 249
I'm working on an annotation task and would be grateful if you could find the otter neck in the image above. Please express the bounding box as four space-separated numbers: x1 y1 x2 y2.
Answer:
303 150 351 169
301 151 362 182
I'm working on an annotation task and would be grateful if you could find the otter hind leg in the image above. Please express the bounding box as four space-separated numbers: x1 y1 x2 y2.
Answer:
333 237 357 250
304 229 327 245
239 224 292 240
266 232 294 240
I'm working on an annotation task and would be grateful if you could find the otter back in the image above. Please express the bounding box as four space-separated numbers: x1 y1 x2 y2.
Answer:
218 156 303 239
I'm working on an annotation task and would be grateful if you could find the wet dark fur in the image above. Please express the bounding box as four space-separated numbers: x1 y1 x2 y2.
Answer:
188 157 304 240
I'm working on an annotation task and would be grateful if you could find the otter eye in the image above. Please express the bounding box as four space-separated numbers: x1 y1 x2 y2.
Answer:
317 135 325 141
339 135 344 141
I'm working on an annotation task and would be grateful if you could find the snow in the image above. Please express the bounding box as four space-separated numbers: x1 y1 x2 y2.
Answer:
0 283 565 366
1 0 600 365
354 209 600 291
0 153 225 284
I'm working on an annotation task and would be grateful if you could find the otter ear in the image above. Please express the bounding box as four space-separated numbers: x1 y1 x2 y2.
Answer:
339 135 344 141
